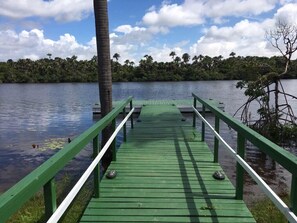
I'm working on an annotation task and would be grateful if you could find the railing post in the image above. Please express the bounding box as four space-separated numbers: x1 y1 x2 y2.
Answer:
44 178 57 220
123 107 127 142
93 135 100 198
201 105 205 141
236 133 245 200
112 119 116 161
193 98 196 127
214 116 219 163
130 100 134 129
291 173 297 215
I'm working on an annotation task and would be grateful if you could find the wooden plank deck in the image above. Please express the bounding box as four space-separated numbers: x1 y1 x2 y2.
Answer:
81 104 255 222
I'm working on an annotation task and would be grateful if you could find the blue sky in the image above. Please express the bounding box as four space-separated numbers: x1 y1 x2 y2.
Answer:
0 0 297 63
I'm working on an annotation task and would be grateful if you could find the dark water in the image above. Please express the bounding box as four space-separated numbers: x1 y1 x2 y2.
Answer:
0 80 296 202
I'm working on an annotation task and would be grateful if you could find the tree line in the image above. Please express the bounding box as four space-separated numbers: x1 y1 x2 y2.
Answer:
0 52 297 83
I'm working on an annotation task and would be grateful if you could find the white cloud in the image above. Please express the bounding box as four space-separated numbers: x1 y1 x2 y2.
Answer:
142 0 277 27
87 32 139 64
109 24 170 63
1 1 297 63
205 0 277 19
189 19 277 58
143 1 205 27
0 29 95 61
274 3 297 24
113 25 153 44
0 0 92 22
0 26 147 63
115 25 146 34
187 2 297 59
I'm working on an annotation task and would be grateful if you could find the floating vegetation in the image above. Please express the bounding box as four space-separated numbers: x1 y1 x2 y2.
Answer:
35 137 73 151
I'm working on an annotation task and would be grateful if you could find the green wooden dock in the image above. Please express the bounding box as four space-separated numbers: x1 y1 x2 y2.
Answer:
2 96 296 222
81 104 255 222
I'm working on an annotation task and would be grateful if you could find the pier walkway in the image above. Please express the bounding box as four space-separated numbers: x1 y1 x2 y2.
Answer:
81 104 255 222
3 96 296 222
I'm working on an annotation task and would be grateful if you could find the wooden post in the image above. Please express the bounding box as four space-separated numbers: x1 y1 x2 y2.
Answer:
291 174 297 215
214 116 219 163
236 133 245 200
44 178 56 220
112 119 116 161
193 98 196 127
123 107 127 142
93 135 100 198
201 105 205 142
130 101 134 129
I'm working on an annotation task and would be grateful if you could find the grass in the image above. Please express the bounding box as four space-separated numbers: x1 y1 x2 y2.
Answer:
250 193 290 223
4 172 292 223
5 182 292 223
6 175 93 223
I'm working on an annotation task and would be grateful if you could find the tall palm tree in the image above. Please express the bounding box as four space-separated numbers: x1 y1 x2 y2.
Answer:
169 51 176 61
174 56 181 64
93 0 113 168
192 55 199 64
229 52 236 57
182 53 190 64
198 54 204 62
113 53 120 62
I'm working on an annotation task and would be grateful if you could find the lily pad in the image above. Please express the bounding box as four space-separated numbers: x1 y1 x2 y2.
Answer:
36 137 71 151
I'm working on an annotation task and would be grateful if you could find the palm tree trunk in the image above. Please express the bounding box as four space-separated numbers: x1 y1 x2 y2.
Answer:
93 0 113 169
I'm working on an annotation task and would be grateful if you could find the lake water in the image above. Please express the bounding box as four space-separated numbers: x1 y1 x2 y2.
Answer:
1 80 297 202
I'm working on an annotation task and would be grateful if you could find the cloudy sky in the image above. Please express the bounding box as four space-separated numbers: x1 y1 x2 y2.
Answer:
0 0 297 63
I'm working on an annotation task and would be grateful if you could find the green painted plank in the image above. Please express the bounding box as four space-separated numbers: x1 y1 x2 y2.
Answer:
83 208 253 217
99 187 235 194
100 179 231 185
98 192 235 199
100 184 234 190
90 197 247 204
100 173 227 179
88 199 248 207
81 215 255 223
87 202 251 210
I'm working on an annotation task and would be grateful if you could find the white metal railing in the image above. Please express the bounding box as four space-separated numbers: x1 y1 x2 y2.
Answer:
47 107 135 223
193 106 297 223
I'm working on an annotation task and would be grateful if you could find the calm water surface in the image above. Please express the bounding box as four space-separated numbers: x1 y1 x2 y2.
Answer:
1 80 297 202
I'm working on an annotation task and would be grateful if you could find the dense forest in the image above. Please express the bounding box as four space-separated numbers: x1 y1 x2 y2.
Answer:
0 52 296 83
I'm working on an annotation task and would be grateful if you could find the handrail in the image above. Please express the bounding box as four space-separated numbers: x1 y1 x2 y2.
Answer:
47 108 135 222
192 94 297 174
193 106 297 223
192 93 297 221
0 96 134 222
